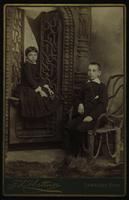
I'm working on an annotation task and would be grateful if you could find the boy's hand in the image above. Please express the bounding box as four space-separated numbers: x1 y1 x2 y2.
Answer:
39 90 48 97
83 116 93 122
78 103 84 114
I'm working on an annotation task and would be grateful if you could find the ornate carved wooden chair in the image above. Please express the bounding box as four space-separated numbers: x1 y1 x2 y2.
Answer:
69 74 124 164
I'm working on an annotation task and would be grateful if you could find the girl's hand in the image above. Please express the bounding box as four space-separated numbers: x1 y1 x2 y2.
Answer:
78 103 84 114
83 116 93 122
48 88 54 96
43 84 54 95
39 90 48 97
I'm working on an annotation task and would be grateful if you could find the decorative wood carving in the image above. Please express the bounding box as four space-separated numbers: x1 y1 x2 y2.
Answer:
75 7 91 71
59 7 75 120
5 7 24 149
6 7 24 97
40 10 63 94
10 8 24 94
40 7 76 121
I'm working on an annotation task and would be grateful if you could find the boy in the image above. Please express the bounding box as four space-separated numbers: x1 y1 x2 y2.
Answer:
65 63 108 157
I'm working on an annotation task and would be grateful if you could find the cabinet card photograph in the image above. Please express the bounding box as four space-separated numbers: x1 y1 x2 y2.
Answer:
2 4 126 197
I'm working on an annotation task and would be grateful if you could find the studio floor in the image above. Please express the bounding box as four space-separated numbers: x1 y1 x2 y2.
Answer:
4 149 124 178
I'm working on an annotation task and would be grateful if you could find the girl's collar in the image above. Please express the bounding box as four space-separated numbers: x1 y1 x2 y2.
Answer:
87 78 101 84
26 58 36 64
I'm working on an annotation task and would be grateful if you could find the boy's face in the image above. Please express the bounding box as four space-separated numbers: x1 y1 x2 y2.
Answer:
88 64 101 80
27 51 38 64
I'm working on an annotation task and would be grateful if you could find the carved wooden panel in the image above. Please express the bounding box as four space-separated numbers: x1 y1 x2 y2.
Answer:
5 7 24 98
40 7 75 122
40 10 63 94
76 7 91 71
60 7 75 120
10 8 24 95
5 7 24 149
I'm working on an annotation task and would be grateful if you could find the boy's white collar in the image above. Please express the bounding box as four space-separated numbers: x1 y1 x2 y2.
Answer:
87 78 101 84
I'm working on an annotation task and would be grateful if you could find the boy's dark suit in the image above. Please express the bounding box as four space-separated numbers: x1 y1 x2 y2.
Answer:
65 79 108 156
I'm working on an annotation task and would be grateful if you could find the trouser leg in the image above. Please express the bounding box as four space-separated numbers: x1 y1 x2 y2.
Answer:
77 121 96 155
63 129 76 155
66 116 84 156
65 116 95 157
70 130 83 157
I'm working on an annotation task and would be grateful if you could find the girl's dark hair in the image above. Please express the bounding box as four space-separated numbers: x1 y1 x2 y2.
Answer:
25 46 38 56
89 62 101 70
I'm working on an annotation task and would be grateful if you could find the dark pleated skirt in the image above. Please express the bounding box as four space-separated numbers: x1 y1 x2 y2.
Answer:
20 86 60 118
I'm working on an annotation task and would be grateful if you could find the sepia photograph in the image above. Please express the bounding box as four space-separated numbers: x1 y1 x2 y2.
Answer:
3 4 126 196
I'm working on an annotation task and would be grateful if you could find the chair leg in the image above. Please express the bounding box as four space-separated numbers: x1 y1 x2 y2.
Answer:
81 133 89 154
115 128 121 164
88 132 95 157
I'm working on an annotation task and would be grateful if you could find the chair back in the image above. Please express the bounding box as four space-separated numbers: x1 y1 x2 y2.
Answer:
106 74 124 117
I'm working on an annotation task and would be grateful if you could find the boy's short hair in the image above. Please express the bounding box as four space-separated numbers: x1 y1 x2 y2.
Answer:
89 62 101 71
25 46 38 56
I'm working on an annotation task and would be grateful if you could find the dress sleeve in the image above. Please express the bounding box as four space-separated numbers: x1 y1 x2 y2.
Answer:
22 64 39 89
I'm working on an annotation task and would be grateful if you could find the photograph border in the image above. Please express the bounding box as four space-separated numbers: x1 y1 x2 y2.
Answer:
2 3 127 197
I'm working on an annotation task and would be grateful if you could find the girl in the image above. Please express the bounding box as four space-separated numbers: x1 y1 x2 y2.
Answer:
20 46 60 118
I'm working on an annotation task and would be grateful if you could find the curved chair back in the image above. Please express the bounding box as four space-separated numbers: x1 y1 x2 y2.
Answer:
106 74 124 116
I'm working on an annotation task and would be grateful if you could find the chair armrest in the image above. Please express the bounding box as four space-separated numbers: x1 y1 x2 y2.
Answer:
8 96 20 101
93 113 123 133
108 113 123 119
93 113 115 133
8 96 20 106
93 113 108 132
108 114 123 128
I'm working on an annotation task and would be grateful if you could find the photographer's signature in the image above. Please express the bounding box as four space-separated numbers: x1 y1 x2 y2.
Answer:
9 179 62 193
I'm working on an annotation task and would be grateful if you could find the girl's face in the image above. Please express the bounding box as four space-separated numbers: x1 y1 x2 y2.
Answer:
88 64 101 80
27 51 38 64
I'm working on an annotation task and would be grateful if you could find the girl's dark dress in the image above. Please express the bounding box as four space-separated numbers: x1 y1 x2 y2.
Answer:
20 61 59 118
